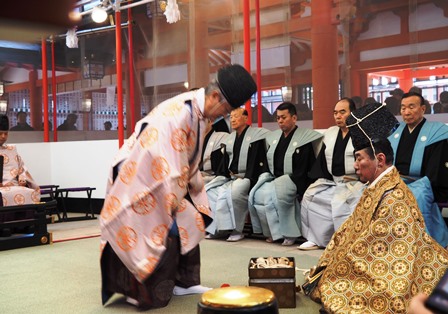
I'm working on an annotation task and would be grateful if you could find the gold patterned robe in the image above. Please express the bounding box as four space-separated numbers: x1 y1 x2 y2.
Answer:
310 167 448 313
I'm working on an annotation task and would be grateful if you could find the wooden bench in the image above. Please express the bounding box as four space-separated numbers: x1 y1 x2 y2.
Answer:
39 185 61 221
56 187 96 222
0 200 55 251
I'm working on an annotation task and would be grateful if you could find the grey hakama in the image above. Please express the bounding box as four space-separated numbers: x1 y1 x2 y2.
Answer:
205 127 269 234
248 128 322 241
301 126 364 247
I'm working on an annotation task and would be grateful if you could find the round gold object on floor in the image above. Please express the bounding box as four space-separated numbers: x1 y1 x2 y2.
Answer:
198 286 279 313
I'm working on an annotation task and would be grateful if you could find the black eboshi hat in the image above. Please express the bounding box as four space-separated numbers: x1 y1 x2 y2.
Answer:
0 115 9 131
216 64 257 108
346 102 399 151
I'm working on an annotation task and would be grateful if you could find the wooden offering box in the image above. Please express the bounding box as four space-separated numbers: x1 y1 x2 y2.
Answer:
248 257 296 308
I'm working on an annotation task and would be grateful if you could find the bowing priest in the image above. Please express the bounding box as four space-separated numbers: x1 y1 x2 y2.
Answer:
99 64 257 310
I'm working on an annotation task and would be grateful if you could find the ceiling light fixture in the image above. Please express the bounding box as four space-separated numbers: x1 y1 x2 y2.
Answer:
0 100 7 114
92 6 108 23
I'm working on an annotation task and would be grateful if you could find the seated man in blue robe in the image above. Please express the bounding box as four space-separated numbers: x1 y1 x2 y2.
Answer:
388 91 448 247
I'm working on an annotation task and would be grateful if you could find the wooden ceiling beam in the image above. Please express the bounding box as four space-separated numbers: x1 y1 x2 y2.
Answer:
352 50 448 72
354 26 448 51
206 17 311 49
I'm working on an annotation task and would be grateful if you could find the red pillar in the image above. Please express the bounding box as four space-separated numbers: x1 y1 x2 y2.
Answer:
128 8 136 132
116 10 124 147
51 39 58 140
399 69 413 93
41 39 50 142
243 0 252 123
255 0 262 127
311 0 339 129
28 70 42 130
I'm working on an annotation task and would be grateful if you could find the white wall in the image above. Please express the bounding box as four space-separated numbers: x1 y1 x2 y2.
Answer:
15 140 119 199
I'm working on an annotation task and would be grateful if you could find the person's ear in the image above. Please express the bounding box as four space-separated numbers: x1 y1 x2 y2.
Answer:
211 90 221 102
376 153 386 168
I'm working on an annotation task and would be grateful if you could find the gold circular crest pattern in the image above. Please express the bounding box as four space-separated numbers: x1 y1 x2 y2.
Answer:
171 128 188 152
116 226 138 251
351 240 368 258
151 224 168 246
151 157 170 181
390 240 409 258
131 191 156 215
371 260 388 276
370 295 387 312
177 166 189 189
327 295 346 310
333 279 350 293
14 193 25 205
119 161 137 185
363 196 372 209
371 239 388 258
391 221 409 238
352 278 368 293
391 188 405 200
352 260 368 276
372 220 388 237
335 261 350 277
390 296 406 313
139 127 158 149
165 193 179 215
32 190 40 202
348 295 367 310
371 278 389 293
391 278 409 294
354 218 364 233
391 260 410 276
420 247 435 263
420 266 436 281
392 202 407 219
101 195 121 221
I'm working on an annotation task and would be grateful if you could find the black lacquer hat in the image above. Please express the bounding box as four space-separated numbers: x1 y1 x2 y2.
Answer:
216 64 257 108
0 115 9 131
346 102 399 151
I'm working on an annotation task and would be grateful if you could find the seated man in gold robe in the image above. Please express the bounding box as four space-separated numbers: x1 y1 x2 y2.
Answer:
307 103 448 313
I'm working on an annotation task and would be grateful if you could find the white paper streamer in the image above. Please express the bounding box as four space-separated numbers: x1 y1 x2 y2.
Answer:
66 28 78 48
164 0 181 24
